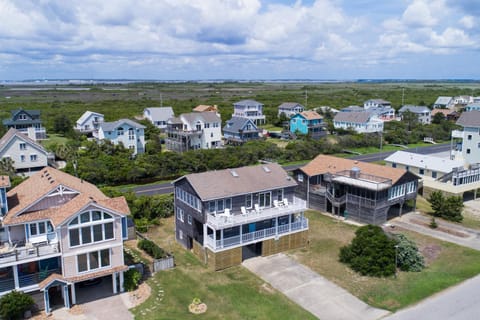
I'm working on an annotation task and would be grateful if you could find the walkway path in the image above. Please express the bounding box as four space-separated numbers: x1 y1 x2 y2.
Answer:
390 212 480 251
243 253 390 320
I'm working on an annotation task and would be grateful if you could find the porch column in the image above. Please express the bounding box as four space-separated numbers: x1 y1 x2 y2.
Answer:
275 217 279 235
203 224 207 247
13 265 19 289
63 284 71 309
44 290 50 314
71 283 76 305
475 189 477 200
239 225 243 244
213 228 216 249
112 273 118 294
399 202 404 218
119 271 125 293
220 229 224 248
288 214 291 232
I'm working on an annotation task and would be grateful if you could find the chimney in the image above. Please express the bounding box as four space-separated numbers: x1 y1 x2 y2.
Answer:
350 167 361 179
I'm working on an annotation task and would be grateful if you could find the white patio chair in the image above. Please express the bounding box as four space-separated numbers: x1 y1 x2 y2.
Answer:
241 206 247 215
283 198 289 207
254 204 261 213
224 208 231 216
273 200 280 208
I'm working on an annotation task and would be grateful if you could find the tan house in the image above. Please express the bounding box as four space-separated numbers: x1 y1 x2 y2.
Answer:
0 167 130 313
193 105 218 113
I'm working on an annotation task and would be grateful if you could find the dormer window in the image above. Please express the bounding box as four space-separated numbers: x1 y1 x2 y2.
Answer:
117 127 124 135
18 114 27 120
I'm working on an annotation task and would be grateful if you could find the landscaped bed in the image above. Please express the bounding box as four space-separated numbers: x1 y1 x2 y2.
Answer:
290 211 480 311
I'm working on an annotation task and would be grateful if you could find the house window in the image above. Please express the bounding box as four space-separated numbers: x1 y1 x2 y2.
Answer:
468 135 472 140
20 155 25 162
297 174 304 182
117 127 124 135
128 128 135 140
245 194 253 208
188 215 192 225
18 114 27 120
277 189 283 202
19 143 26 150
77 249 110 273
432 171 437 178
204 123 210 129
30 154 37 162
258 192 271 208
419 168 424 175
176 207 184 222
467 149 471 154
68 210 115 247
392 163 397 168
29 221 53 237
209 201 216 213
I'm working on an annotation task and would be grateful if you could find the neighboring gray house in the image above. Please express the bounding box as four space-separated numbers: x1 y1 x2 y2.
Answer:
465 103 480 112
277 102 305 118
433 96 454 109
333 112 384 133
0 128 49 175
2 109 46 141
143 107 174 131
340 105 364 112
364 99 391 109
232 100 266 125
75 111 104 134
98 119 146 155
223 117 261 145
398 105 431 124
173 163 308 270
452 110 480 166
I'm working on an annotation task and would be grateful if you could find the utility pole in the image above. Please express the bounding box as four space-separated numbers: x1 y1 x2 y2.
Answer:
402 88 405 106
305 89 308 108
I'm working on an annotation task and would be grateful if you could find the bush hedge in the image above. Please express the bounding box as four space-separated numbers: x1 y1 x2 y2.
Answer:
138 239 166 259
124 268 142 292
0 290 35 320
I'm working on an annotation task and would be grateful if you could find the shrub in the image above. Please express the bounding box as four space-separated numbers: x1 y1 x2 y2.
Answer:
430 217 438 229
428 191 464 222
138 239 166 259
339 225 396 277
0 290 35 320
124 268 142 292
395 234 425 272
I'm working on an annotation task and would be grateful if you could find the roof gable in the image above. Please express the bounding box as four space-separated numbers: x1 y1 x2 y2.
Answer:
76 111 104 125
100 119 146 132
0 128 48 155
144 107 174 120
278 102 304 110
223 117 257 133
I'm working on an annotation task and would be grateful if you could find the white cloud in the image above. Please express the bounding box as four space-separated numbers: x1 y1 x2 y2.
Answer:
459 15 474 29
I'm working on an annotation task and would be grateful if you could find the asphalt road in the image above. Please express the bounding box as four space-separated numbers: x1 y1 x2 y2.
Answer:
385 274 480 320
133 143 451 196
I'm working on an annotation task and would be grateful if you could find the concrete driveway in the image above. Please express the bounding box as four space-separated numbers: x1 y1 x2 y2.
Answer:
243 253 389 320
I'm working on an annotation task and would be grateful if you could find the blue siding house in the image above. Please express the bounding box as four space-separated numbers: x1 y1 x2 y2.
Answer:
223 117 260 145
289 111 326 139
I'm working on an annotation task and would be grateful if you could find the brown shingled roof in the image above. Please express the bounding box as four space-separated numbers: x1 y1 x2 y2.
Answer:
300 110 322 120
66 265 129 283
193 105 218 112
300 155 406 184
4 167 129 226
38 273 70 290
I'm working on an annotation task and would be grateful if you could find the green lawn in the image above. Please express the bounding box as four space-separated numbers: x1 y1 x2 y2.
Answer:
130 218 315 320
290 211 480 311
41 133 69 150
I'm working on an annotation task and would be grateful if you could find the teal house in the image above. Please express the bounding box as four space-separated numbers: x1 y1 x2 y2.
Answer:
289 111 326 139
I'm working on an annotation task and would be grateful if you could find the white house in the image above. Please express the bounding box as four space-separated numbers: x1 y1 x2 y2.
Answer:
452 111 480 166
0 128 49 175
364 99 391 109
232 100 266 125
333 112 384 133
433 96 454 109
98 119 146 155
277 102 305 118
398 105 431 124
165 112 222 152
143 107 174 131
75 111 104 134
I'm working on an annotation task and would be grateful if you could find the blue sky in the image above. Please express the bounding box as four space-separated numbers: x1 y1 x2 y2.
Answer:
0 0 479 80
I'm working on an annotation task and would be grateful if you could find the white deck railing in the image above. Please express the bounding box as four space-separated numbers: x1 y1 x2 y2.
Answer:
206 197 306 229
204 217 308 251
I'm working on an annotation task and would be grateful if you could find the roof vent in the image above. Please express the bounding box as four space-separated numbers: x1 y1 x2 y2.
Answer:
230 170 239 177
263 166 271 173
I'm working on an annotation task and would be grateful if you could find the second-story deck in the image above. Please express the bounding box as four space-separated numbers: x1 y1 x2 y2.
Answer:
0 242 60 266
206 197 306 229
